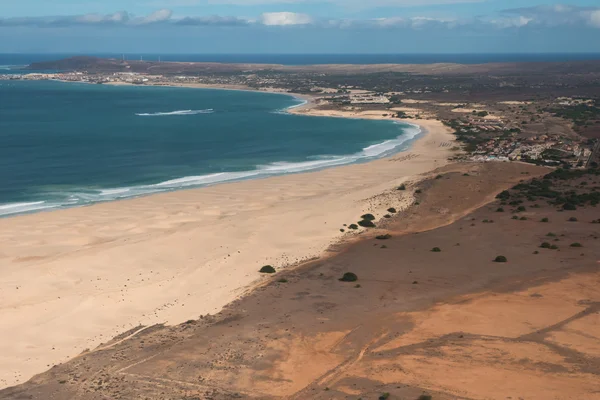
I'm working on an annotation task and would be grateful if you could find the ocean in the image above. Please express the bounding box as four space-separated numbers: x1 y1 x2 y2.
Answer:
0 80 420 216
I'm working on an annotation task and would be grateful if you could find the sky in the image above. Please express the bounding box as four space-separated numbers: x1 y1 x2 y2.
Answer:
1 0 600 53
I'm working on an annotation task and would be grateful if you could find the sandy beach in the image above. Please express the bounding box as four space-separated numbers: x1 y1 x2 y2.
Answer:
0 91 456 388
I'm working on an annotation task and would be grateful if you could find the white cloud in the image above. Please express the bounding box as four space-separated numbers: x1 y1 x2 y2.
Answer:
141 9 173 23
260 12 312 26
491 15 532 29
589 10 600 28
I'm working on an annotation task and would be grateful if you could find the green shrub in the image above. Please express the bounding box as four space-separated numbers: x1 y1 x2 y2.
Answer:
563 203 577 210
415 189 422 194
339 272 358 282
550 245 559 250
494 255 508 263
512 216 519 220
517 206 526 212
259 265 276 274
418 395 433 400
547 232 556 237
278 278 288 283
358 219 376 228
379 393 390 400
348 224 359 230
376 234 392 240
496 190 510 200
541 218 549 222
570 243 583 247
387 207 397 213
568 217 578 222
398 184 406 191
361 214 376 221
520 217 528 221
431 247 442 252
496 207 504 212
540 242 552 248
436 174 443 179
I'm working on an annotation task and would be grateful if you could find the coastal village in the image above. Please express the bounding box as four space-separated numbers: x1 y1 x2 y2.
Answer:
2 67 599 169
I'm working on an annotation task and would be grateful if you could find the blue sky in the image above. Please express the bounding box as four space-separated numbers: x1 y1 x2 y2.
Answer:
1 1 600 53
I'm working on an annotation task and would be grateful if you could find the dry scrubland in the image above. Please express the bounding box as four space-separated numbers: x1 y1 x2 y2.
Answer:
3 162 600 400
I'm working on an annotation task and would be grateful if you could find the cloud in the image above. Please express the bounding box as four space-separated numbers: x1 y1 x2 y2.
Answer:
259 12 312 26
500 4 600 28
139 9 173 24
175 15 249 26
589 10 600 28
2 4 600 31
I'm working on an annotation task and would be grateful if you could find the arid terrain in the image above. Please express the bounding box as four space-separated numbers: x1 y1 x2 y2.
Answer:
2 161 599 400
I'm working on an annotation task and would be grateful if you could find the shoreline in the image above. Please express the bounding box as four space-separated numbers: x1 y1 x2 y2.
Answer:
1 81 420 218
0 81 457 388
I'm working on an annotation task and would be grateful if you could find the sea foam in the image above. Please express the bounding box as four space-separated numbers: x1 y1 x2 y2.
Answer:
135 109 214 116
1 122 422 217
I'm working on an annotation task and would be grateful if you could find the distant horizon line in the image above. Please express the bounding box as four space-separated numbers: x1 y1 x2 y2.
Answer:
3 52 600 55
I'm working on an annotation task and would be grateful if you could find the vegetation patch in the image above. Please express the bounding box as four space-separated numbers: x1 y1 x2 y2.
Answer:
358 219 376 228
431 247 442 252
376 234 392 240
339 272 358 282
494 255 508 263
259 265 276 274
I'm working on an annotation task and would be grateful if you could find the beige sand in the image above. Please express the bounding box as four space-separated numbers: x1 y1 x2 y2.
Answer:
0 105 455 387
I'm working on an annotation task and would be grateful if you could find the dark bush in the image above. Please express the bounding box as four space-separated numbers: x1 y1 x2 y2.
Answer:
496 190 510 200
540 242 552 248
541 218 549 222
418 395 433 400
259 265 276 274
520 217 528 221
415 189 422 194
496 207 504 212
384 214 392 219
379 393 390 400
361 214 376 221
568 217 578 222
339 272 358 282
436 174 443 179
358 219 376 228
550 244 559 250
563 203 577 210
376 234 392 240
398 184 406 190
278 278 288 283
349 224 359 230
494 255 508 263
512 216 519 220
387 207 397 213
547 232 556 237
570 243 583 247
431 247 442 252
517 206 526 212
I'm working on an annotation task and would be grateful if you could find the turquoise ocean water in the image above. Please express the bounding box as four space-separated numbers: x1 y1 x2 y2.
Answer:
0 80 421 216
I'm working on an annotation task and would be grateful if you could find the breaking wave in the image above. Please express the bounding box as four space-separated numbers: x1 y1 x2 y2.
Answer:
1 122 421 217
136 109 214 116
